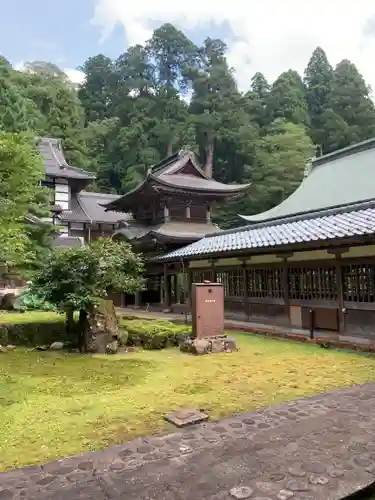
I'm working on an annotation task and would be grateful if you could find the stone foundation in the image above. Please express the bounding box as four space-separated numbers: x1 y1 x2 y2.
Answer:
180 335 237 355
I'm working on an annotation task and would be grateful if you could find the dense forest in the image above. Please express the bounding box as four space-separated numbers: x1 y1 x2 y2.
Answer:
1 23 375 227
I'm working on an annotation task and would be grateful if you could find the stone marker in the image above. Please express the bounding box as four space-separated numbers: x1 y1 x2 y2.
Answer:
164 408 209 427
87 299 119 354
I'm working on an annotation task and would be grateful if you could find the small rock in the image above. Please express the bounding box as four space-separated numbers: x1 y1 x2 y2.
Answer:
229 486 253 499
192 339 210 355
6 345 16 351
50 341 64 350
0 345 7 353
106 339 119 354
209 338 225 353
35 345 49 351
276 491 294 500
224 337 238 352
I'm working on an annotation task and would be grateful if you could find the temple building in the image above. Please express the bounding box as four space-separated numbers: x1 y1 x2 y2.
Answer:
38 137 126 247
103 148 249 305
158 137 375 340
37 138 249 306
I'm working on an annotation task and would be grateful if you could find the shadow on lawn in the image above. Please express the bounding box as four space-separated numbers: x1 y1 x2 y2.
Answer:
0 351 156 407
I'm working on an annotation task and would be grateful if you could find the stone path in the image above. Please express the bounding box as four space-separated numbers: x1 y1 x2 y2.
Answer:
2 384 375 499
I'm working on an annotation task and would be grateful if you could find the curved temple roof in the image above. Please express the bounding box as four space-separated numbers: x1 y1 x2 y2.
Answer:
240 137 375 223
38 137 96 181
104 149 250 212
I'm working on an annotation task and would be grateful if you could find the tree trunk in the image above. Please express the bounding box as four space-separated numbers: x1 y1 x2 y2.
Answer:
205 131 214 178
65 309 75 339
167 142 173 157
78 309 88 353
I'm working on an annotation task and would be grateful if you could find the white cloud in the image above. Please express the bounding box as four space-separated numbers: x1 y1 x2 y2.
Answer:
91 0 375 93
63 68 85 85
14 61 85 85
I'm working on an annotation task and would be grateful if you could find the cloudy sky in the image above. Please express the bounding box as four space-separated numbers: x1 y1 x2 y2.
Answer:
3 0 375 91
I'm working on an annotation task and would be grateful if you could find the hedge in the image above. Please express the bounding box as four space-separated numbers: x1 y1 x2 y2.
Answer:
0 320 72 346
0 313 192 350
119 318 191 350
120 317 191 349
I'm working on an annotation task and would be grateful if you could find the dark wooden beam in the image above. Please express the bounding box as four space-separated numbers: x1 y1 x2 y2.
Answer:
335 255 346 333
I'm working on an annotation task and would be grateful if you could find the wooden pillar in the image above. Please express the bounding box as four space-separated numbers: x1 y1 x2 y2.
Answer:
187 265 193 309
335 255 346 334
163 264 171 309
173 274 178 304
277 253 292 325
134 291 141 308
242 260 249 320
328 249 348 334
210 259 217 281
206 204 211 223
164 204 170 222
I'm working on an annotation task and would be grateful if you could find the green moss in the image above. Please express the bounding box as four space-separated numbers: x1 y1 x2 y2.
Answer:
2 333 375 470
119 318 190 349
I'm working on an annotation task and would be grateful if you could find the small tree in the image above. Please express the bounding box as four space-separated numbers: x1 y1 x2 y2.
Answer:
30 238 145 352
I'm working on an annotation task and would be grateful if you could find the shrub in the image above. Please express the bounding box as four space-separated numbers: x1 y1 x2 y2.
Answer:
16 292 56 312
119 318 191 350
0 320 72 346
117 329 128 346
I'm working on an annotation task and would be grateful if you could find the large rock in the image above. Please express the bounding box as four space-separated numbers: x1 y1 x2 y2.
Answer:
106 339 119 354
87 299 119 354
50 341 64 350
1 293 16 311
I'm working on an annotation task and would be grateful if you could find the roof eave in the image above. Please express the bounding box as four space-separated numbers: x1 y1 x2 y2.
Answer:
150 174 251 195
156 234 374 263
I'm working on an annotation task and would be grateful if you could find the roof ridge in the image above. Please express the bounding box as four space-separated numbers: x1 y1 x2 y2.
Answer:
76 193 92 223
312 136 375 168
231 198 375 237
80 191 121 198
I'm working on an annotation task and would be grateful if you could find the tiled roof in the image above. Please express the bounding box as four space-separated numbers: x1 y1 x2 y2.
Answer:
158 204 375 261
104 149 249 211
38 138 95 181
114 221 220 242
155 173 250 192
52 236 84 248
78 192 130 224
58 196 90 223
241 136 375 223
58 192 130 224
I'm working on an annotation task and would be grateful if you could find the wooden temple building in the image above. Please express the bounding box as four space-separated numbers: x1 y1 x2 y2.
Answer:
103 149 250 305
35 138 249 306
38 137 126 247
35 135 375 341
155 137 375 340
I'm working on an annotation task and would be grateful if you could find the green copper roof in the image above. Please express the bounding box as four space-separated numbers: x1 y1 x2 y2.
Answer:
241 137 375 223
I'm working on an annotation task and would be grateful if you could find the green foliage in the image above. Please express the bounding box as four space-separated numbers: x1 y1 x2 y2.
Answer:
17 291 56 311
267 70 309 126
0 319 69 346
30 237 144 314
0 132 50 271
2 33 375 230
119 317 190 349
304 47 333 150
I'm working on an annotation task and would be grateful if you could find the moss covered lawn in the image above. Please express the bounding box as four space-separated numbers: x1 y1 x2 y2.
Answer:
2 329 375 471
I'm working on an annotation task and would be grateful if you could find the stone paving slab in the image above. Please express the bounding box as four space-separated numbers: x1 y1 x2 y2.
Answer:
2 383 375 499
